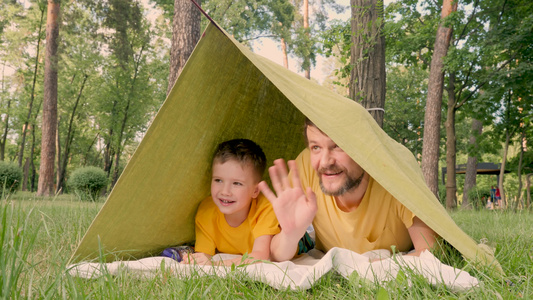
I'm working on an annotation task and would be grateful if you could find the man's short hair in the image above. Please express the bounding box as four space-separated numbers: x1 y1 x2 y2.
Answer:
304 117 326 143
213 139 267 181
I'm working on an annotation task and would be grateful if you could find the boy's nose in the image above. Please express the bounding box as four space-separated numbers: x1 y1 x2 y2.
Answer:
221 183 232 195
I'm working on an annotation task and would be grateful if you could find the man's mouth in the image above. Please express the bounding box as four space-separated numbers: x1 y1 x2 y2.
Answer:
319 168 343 178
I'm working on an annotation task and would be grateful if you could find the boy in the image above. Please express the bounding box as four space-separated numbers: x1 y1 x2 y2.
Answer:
181 139 280 266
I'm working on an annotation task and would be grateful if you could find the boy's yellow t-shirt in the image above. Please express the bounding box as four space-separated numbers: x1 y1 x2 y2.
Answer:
194 195 280 256
295 148 415 254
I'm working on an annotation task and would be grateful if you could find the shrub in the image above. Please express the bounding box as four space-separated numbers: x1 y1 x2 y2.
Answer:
68 166 108 201
0 161 23 196
466 187 490 210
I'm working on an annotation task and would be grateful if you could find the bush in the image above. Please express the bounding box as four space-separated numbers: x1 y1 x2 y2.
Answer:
68 166 108 201
0 161 23 196
466 187 490 210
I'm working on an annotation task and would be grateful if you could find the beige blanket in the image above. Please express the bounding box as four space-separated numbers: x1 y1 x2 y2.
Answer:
68 248 478 291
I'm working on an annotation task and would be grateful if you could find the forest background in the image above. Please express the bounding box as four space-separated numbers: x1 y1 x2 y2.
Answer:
0 0 531 210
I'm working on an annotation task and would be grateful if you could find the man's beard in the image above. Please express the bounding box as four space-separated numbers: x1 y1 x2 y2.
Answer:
319 168 365 196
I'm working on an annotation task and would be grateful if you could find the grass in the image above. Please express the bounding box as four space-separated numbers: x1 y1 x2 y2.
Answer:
1 194 532 299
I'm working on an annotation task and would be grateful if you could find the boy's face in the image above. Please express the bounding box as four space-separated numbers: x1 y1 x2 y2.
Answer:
211 159 260 225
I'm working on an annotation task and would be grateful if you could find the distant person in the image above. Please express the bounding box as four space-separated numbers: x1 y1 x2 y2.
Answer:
495 187 501 207
490 186 496 205
181 139 280 266
260 119 438 262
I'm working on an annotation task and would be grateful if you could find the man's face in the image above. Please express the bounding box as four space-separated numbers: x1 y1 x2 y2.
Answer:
306 125 365 196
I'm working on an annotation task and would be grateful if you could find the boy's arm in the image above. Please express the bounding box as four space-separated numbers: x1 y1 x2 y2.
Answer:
259 159 317 262
214 235 274 266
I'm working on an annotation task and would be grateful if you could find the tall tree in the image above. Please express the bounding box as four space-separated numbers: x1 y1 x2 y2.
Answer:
350 0 386 127
421 0 457 202
37 0 61 196
167 0 201 95
444 72 457 207
0 62 10 161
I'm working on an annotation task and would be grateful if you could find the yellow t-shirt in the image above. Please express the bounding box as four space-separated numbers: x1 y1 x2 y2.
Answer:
194 195 280 256
295 148 415 254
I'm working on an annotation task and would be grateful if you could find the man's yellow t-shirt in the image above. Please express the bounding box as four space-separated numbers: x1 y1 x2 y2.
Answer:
295 148 415 254
194 195 280 256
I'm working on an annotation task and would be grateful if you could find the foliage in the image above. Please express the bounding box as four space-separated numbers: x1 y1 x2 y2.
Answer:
0 161 23 195
383 65 428 158
67 166 108 201
466 187 490 210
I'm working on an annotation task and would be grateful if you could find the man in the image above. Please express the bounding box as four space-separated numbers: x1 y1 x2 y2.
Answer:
259 119 437 262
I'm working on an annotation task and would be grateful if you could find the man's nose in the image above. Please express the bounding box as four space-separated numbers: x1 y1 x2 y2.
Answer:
320 150 335 167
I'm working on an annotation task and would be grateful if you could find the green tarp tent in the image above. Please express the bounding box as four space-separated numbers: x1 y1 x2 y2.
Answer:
71 22 501 274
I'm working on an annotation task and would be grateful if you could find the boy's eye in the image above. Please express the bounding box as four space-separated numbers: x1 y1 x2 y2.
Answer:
233 182 243 186
213 178 222 183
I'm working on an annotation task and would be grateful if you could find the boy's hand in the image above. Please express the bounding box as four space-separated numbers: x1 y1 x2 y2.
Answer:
259 159 317 243
180 252 212 265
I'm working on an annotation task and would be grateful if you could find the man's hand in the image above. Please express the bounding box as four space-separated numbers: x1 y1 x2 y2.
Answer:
259 159 317 261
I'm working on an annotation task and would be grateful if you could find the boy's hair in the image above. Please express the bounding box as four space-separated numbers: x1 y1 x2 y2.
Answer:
213 139 266 181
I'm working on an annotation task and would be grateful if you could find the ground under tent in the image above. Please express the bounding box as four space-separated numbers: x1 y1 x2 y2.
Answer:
70 22 502 275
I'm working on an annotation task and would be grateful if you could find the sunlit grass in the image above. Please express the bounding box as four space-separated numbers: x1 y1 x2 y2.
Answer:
1 193 532 299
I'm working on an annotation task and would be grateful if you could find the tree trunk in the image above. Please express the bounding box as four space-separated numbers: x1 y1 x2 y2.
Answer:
22 157 30 190
303 0 310 79
111 44 144 188
30 125 37 192
103 99 117 175
18 6 45 167
349 0 386 127
167 0 201 95
281 38 289 69
56 74 88 194
0 102 9 161
421 0 457 197
514 129 525 210
56 116 62 189
1 62 10 161
445 73 456 209
526 174 531 209
111 100 131 187
37 0 60 197
499 131 510 208
462 118 482 209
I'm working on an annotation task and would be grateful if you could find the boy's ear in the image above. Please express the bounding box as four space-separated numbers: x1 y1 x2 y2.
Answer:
252 184 260 198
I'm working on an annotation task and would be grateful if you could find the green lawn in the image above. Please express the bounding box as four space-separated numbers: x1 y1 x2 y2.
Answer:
1 195 531 299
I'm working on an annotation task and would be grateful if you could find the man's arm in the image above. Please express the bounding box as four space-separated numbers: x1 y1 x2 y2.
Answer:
259 159 317 262
406 216 438 256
